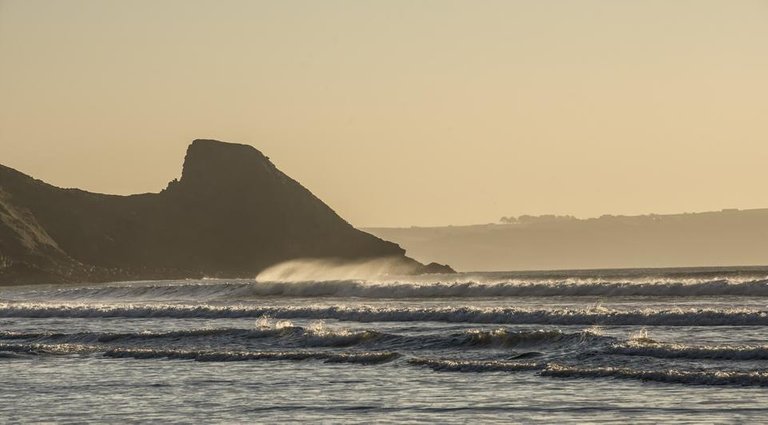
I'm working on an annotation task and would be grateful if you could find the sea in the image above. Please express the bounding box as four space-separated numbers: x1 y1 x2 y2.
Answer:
2 265 768 424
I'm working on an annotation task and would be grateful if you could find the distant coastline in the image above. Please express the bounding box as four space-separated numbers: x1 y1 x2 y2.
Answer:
366 208 768 272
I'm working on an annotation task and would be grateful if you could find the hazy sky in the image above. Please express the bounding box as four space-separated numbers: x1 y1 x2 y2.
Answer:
1 1 767 227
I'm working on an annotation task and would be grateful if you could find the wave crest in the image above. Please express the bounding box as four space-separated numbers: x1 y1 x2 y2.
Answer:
3 303 767 326
607 341 768 360
541 364 768 386
0 321 382 348
7 277 768 302
409 358 543 372
104 347 400 364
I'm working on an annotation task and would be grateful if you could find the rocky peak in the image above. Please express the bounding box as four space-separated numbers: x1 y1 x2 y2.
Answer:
0 139 452 283
176 139 277 191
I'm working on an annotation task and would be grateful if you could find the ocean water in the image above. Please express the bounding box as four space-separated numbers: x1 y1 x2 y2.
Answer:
2 267 768 423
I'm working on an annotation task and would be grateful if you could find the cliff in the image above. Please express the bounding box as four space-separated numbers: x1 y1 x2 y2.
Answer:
0 139 450 284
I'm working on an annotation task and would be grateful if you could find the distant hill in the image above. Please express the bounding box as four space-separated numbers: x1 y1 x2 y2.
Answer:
366 210 768 271
0 139 449 284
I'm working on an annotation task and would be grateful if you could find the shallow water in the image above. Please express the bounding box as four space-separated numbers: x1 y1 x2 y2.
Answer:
2 267 768 423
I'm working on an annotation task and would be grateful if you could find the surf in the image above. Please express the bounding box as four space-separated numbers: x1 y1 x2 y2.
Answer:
3 302 768 326
7 276 768 302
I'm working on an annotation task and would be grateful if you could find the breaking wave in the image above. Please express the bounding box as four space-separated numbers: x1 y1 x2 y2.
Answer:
8 276 768 301
0 324 607 351
254 257 425 282
3 302 767 326
0 316 383 348
245 277 768 297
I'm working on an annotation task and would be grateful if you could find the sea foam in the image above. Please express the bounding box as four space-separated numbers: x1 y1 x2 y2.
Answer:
2 302 767 326
7 276 768 301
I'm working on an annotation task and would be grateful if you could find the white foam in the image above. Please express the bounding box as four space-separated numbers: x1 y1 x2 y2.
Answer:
10 276 768 301
2 302 767 325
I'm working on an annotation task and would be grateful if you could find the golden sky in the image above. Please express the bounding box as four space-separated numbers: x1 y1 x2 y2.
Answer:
1 0 767 227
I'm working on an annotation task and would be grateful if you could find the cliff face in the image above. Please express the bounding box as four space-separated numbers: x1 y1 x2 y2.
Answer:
0 139 435 284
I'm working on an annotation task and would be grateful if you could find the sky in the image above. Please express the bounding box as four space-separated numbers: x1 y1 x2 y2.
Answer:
1 0 767 227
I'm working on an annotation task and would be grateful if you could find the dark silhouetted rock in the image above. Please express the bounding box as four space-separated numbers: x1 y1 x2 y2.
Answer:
420 262 457 274
0 139 451 284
